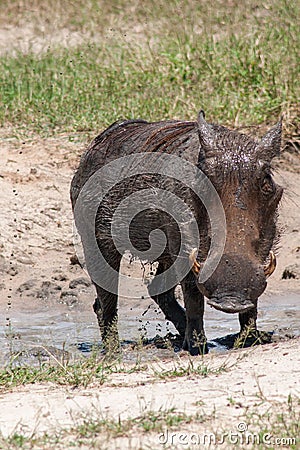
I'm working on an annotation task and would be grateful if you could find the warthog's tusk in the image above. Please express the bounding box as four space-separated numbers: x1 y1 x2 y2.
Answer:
189 248 201 275
264 250 276 278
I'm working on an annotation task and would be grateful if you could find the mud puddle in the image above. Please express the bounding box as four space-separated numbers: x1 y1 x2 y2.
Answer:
1 287 299 367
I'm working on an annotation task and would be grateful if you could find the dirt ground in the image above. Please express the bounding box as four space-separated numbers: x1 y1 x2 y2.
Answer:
0 339 299 449
0 4 299 447
0 122 299 448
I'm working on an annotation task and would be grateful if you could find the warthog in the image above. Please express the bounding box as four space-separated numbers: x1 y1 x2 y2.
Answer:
71 111 283 355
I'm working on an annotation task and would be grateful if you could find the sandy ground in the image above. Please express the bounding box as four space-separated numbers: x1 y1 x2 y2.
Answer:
0 126 299 448
0 339 299 448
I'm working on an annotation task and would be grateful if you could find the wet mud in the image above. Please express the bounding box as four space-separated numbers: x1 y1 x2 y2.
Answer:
1 266 299 367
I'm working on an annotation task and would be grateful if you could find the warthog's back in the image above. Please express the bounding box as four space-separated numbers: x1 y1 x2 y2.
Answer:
70 119 199 209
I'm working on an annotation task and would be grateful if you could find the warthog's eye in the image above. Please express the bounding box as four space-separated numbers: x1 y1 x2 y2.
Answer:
261 174 275 196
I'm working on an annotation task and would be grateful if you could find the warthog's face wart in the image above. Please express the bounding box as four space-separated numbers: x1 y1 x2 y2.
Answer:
192 111 283 314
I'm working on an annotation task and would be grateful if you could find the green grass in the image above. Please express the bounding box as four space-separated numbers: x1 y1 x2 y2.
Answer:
0 408 207 449
0 0 299 137
0 356 107 390
0 348 227 391
152 357 228 379
0 347 149 390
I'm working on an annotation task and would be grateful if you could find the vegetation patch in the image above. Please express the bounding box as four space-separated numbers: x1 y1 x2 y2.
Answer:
0 345 229 390
0 0 299 139
152 357 228 379
0 408 209 449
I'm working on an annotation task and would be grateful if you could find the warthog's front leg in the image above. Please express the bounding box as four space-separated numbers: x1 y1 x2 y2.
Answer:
238 301 271 345
239 304 257 333
181 271 208 355
148 261 186 337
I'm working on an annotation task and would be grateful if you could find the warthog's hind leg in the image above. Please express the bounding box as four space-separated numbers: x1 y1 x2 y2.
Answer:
93 286 120 353
93 245 122 354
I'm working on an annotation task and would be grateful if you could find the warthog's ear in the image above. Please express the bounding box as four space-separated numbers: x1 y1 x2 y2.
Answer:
197 110 215 162
256 117 282 161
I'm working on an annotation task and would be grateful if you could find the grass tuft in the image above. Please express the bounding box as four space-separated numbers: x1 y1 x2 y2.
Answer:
153 357 228 379
0 356 107 390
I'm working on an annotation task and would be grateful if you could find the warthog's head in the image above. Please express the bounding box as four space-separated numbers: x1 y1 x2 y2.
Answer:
190 111 283 313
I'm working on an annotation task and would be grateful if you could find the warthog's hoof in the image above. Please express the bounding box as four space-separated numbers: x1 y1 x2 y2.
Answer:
234 329 272 348
182 338 208 356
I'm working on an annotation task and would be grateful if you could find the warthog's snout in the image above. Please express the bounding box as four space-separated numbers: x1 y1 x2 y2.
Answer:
207 294 255 314
190 251 268 314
